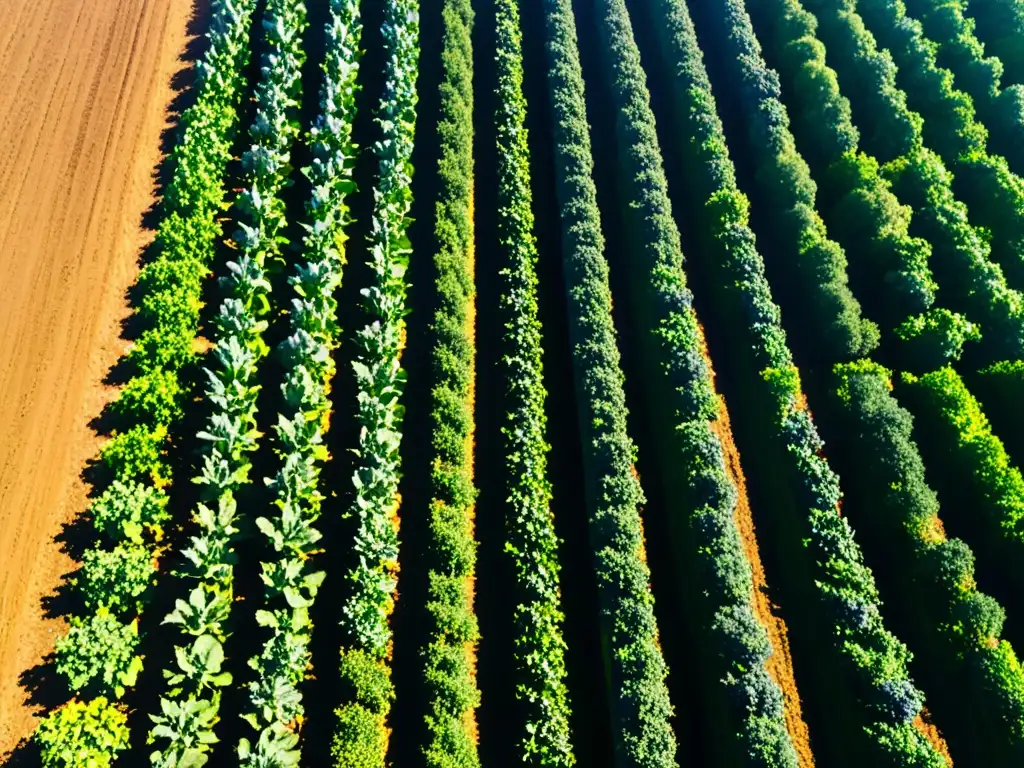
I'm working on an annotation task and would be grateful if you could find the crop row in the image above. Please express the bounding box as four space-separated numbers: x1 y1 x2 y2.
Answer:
238 0 363 762
144 0 309 763
903 368 1024 573
831 361 1024 763
417 0 481 763
538 0 657 762
692 0 1024 764
759 0 991 378
734 0 1024 759
973 359 1024 462
747 0 935 333
702 0 879 365
902 0 1024 176
595 0 804 762
494 0 577 763
33 1 258 765
797 0 1024 363
331 0 419 763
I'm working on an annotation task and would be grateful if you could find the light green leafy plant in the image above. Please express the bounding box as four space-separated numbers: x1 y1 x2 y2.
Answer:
34 697 129 768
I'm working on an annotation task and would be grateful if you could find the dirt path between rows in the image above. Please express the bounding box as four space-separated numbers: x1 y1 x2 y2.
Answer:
692 323 815 764
0 0 198 753
712 402 816 768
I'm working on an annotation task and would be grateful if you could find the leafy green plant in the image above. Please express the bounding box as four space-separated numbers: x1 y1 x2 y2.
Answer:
150 694 222 768
79 544 155 614
34 698 129 768
239 0 362 762
90 479 170 544
99 424 169 485
55 609 142 697
166 635 233 693
109 368 184 426
894 307 981 370
147 0 308 763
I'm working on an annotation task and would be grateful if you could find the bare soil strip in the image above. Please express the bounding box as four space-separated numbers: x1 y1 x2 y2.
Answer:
0 0 197 752
916 709 954 766
713 398 817 768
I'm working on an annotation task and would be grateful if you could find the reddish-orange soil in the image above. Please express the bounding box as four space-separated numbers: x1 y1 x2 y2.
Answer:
712 400 816 768
916 709 954 766
0 0 198 753
694 323 815 765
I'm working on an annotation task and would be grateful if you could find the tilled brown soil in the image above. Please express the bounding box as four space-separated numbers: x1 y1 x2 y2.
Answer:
0 0 197 753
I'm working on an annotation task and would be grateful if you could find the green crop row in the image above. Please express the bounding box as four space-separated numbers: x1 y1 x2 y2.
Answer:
146 0 309 764
747 0 936 331
418 0 482 764
332 0 419 764
238 0 362 763
846 0 1024 290
669 0 947 762
696 0 878 365
971 359 1024 461
902 0 1024 176
493 0 577 764
538 0 647 759
832 360 1024 763
902 366 1024 561
603 0 802 763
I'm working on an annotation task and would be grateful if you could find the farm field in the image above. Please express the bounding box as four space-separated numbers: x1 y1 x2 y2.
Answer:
6 0 1024 765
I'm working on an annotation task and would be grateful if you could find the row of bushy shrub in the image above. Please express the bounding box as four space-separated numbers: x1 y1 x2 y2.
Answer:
801 0 1024 361
492 0 578 763
418 0 482 763
902 0 1024 176
831 360 1024 763
690 0 879 365
966 0 1024 86
747 0 936 330
842 0 1024 289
